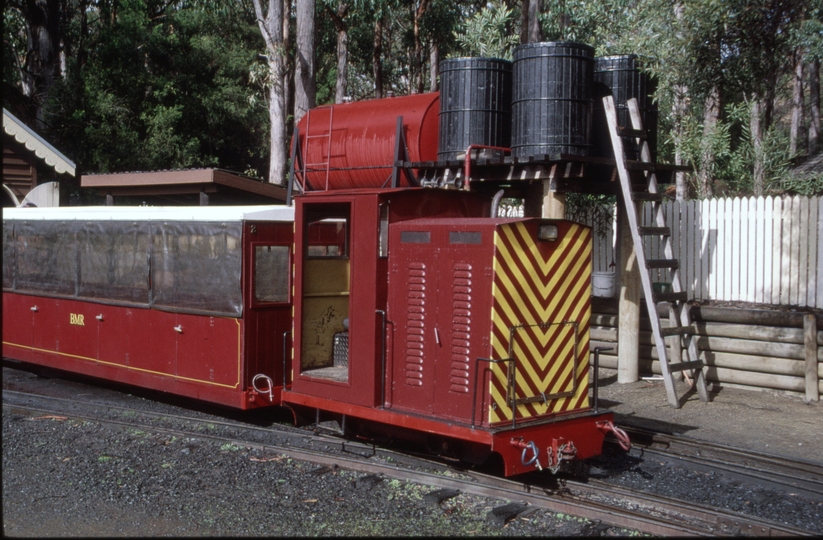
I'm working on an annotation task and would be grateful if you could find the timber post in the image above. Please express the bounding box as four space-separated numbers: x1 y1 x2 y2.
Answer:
616 198 640 383
805 313 820 403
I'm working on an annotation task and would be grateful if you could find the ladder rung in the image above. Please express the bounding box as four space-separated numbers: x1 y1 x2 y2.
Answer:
660 325 696 337
653 291 688 303
646 259 679 269
625 160 657 171
668 360 703 373
632 192 665 202
638 226 670 236
618 127 646 138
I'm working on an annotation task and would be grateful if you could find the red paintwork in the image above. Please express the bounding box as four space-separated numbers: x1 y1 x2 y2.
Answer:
2 220 293 410
282 389 613 477
282 188 615 476
3 188 619 477
288 188 491 410
388 218 497 423
294 94 440 190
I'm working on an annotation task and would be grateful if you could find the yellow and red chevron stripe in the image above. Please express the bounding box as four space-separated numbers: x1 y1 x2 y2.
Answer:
488 221 592 424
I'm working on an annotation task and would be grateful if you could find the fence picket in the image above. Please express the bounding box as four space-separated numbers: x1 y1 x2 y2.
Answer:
817 197 823 309
709 198 719 301
699 199 710 300
772 197 783 305
754 197 764 303
586 195 820 308
745 197 756 302
798 196 810 307
737 198 745 301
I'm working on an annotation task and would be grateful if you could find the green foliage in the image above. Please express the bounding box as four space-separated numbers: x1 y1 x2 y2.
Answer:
566 193 616 238
540 0 635 53
23 0 269 176
452 1 518 60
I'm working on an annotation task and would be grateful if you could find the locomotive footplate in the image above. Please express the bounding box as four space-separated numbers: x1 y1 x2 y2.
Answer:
281 391 620 477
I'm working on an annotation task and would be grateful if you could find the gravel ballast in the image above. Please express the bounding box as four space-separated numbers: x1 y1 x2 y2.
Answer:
3 409 611 537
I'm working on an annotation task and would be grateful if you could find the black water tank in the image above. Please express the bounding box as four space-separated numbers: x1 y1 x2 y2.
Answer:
511 42 594 159
437 57 512 161
592 55 658 161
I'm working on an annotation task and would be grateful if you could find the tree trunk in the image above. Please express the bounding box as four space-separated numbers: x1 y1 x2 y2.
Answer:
252 0 288 185
790 48 804 157
329 3 349 103
18 0 63 129
295 0 316 124
673 85 689 200
335 24 348 103
429 41 438 93
283 0 293 130
520 0 530 44
697 87 720 198
373 16 384 99
809 59 820 155
672 1 689 200
751 97 765 196
528 0 540 43
412 0 431 95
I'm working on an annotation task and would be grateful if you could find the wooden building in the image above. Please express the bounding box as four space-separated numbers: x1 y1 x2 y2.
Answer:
2 108 76 207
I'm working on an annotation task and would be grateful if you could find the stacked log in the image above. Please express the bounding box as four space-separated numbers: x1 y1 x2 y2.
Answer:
589 305 823 397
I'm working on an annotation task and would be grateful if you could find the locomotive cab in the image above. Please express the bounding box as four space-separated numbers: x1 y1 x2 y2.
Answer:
283 188 616 476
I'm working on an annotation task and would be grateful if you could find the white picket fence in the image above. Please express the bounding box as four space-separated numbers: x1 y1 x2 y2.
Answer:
583 195 823 309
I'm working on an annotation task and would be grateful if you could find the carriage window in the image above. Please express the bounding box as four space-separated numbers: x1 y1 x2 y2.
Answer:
400 231 430 244
307 218 348 258
78 221 150 303
12 220 77 296
151 221 243 316
449 231 482 244
254 245 290 303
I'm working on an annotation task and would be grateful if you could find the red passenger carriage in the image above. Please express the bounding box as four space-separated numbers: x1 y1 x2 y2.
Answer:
2 205 294 409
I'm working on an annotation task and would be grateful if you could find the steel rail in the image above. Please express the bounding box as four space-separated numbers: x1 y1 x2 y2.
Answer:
609 425 823 502
4 389 815 537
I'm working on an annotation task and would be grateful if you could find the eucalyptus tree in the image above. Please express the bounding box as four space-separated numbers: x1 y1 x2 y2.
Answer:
4 0 65 128
452 1 518 60
295 0 316 122
251 0 290 183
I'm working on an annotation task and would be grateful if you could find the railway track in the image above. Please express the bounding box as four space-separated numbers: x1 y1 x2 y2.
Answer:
3 386 816 537
607 426 823 503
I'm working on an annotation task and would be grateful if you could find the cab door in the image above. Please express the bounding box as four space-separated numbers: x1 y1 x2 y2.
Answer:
389 229 438 413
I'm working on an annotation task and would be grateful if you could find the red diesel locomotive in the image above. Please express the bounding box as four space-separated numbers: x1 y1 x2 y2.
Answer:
2 188 625 476
4 51 641 474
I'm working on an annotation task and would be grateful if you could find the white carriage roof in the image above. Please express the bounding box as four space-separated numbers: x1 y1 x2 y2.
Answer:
2 205 295 222
3 108 76 177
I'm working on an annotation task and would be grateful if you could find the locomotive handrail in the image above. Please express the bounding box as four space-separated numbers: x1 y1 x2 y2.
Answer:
591 346 613 413
463 144 511 189
376 310 388 409
282 331 292 390
470 357 515 429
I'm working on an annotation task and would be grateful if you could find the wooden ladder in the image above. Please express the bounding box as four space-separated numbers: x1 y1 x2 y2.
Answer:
602 95 711 408
302 106 335 190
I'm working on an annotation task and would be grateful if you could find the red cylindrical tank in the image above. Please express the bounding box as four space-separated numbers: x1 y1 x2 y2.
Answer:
295 93 440 190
